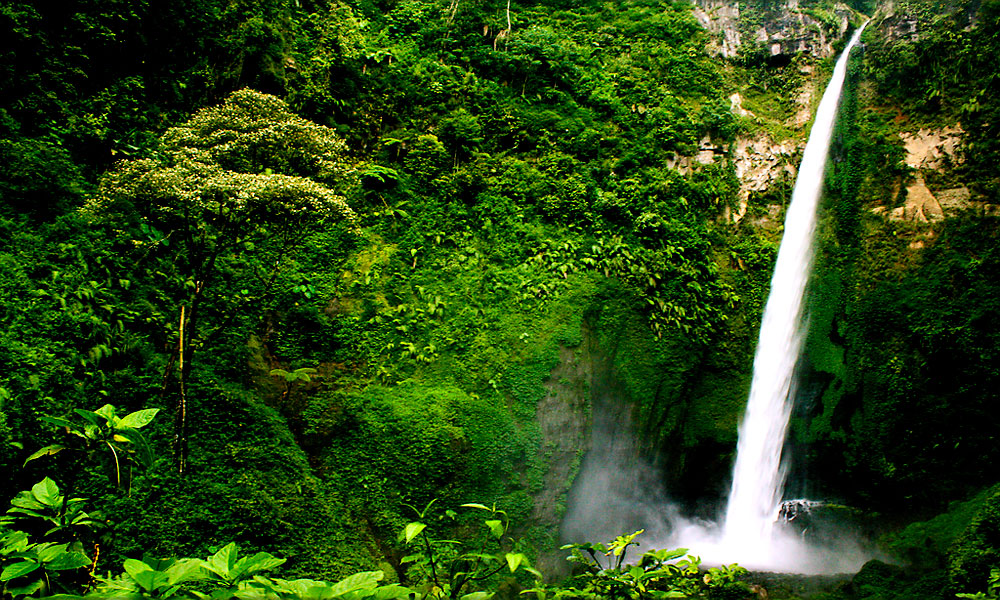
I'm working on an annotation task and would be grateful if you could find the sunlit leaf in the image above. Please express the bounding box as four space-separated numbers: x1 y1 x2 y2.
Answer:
23 444 66 466
505 553 525 573
329 570 383 597
403 522 426 544
1 560 40 582
30 477 61 508
119 408 160 429
485 520 504 539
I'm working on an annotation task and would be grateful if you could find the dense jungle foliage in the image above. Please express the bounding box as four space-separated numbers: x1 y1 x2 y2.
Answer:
1 0 999 598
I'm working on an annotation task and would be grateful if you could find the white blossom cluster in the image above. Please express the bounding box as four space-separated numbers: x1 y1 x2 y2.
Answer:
162 89 352 183
85 89 357 230
91 154 355 225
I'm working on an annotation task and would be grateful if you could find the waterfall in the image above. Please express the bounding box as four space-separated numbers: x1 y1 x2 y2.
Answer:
561 23 876 574
720 23 868 563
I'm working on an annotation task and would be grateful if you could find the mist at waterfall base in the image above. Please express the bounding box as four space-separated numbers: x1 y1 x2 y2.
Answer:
562 25 875 575
559 397 876 574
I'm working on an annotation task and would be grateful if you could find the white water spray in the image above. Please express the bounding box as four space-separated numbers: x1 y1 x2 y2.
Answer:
718 23 868 566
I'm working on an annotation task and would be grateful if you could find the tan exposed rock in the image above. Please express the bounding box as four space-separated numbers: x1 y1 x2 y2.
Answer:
901 175 944 222
724 135 800 223
730 92 756 119
900 126 964 169
668 135 726 173
869 121 980 227
692 0 855 59
907 230 936 250
868 123 978 228
692 0 742 58
877 176 952 223
874 183 982 224
936 187 973 214
666 154 694 175
879 7 922 44
793 64 817 128
756 2 853 58
793 85 815 128
696 135 724 165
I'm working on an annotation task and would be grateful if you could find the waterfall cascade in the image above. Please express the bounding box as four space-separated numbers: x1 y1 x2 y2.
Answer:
562 23 875 575
718 22 868 566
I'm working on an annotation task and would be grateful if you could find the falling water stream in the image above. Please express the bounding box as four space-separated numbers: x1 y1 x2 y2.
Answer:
715 22 869 568
563 23 874 573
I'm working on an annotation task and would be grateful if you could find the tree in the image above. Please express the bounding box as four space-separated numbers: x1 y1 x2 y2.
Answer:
83 89 359 475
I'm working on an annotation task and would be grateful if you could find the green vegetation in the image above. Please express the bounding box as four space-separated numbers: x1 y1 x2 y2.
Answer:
2 0 1000 598
548 532 750 600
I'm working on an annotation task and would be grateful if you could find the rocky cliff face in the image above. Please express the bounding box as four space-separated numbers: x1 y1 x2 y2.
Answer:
859 0 997 231
693 0 856 60
868 125 999 238
688 0 864 226
868 126 989 228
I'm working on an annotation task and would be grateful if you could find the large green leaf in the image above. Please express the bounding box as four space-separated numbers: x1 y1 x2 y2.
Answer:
505 552 525 573
0 531 30 553
203 543 239 581
74 409 105 429
36 542 68 562
124 559 169 594
403 522 425 544
485 520 504 539
3 578 46 597
94 404 118 424
114 428 155 467
30 477 61 508
166 558 208 586
242 577 315 600
370 584 414 600
1 559 40 582
640 568 678 583
47 550 92 571
23 444 66 466
9 492 47 512
68 508 103 530
232 552 285 580
644 548 687 563
329 571 383 597
118 408 160 429
124 558 153 579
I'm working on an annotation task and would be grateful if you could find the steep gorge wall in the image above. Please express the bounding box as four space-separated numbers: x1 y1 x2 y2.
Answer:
786 0 1000 526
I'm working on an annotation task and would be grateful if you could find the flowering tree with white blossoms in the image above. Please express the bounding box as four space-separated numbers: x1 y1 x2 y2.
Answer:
85 89 358 474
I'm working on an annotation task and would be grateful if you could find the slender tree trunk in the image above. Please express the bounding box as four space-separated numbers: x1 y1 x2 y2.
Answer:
175 305 188 475
174 280 203 477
